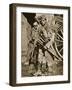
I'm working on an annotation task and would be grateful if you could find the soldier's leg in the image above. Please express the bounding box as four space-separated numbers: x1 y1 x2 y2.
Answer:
33 49 43 76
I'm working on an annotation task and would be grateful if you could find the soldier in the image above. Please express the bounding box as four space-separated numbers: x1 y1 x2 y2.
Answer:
30 21 48 76
34 15 55 76
29 22 41 75
33 15 49 76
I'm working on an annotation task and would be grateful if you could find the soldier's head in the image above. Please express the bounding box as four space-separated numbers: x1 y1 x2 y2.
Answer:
33 22 38 30
40 15 47 26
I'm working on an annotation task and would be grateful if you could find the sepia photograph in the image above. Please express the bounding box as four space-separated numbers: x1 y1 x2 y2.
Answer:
21 13 63 77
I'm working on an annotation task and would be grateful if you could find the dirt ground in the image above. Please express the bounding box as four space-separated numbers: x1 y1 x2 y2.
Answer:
21 61 63 77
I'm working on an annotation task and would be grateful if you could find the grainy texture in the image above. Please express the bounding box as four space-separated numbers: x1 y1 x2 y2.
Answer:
21 13 63 77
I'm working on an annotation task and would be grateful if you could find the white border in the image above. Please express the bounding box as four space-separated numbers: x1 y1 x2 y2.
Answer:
16 6 68 83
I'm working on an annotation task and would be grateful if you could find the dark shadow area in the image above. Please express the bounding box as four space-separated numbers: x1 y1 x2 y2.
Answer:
22 13 36 27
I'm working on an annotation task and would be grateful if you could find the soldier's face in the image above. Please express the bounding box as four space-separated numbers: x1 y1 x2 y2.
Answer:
34 25 38 30
41 18 47 26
